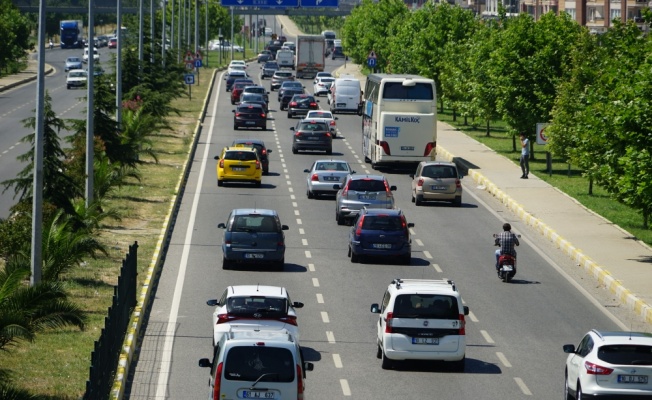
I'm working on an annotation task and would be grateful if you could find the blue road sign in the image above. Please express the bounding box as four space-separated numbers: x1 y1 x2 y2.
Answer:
220 0 299 7
184 74 195 85
301 0 339 7
195 59 202 68
367 57 376 68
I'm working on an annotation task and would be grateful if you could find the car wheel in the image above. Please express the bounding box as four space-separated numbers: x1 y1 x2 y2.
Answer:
326 149 332 155
222 257 231 270
381 350 394 370
454 196 462 207
401 253 411 265
292 147 298 154
411 192 416 203
234 125 239 130
67 85 71 90
350 248 360 263
415 195 423 206
287 113 292 118
255 180 262 187
336 212 345 226
564 372 573 400
217 179 223 187
450 356 465 372
274 258 284 271
270 87 274 91
376 344 382 359
307 189 314 199
261 76 265 80
230 100 235 105
576 383 583 400
262 125 267 131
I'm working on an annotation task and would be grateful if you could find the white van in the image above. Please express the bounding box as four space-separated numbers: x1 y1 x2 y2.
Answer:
199 329 314 399
328 77 361 114
276 49 295 70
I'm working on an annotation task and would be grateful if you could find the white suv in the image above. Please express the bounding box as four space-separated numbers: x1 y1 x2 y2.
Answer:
207 285 304 348
563 330 652 399
370 278 469 370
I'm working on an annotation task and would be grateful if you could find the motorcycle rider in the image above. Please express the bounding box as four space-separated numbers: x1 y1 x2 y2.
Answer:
495 223 519 271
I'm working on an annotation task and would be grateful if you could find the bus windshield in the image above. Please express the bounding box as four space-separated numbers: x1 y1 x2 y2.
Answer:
382 82 434 100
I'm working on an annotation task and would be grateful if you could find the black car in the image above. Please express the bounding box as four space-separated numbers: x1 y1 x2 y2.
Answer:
225 72 250 92
287 94 319 119
290 120 332 154
231 139 272 175
260 61 279 80
280 88 304 111
257 50 273 63
233 103 267 130
239 93 268 113
277 81 304 101
332 46 346 60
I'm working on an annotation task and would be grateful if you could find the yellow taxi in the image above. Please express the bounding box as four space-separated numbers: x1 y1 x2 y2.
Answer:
215 147 262 187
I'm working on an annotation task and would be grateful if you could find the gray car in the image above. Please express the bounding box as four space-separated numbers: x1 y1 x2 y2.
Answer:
218 208 289 270
334 174 397 225
291 120 332 155
65 56 83 72
270 70 294 91
260 61 278 79
304 159 354 199
410 161 462 207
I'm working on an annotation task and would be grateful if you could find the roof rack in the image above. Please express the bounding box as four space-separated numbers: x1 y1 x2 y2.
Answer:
391 278 457 292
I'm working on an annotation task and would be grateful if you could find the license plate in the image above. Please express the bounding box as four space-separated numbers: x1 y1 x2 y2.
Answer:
501 265 514 272
245 121 256 124
323 176 339 181
232 167 247 171
372 243 392 249
244 253 264 259
242 390 275 398
412 337 439 345
358 194 377 200
337 103 346 107
618 375 648 384
401 146 415 151
431 185 446 190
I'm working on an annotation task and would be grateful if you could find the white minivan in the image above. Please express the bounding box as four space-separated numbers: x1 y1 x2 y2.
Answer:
276 49 295 70
328 77 361 114
199 329 314 400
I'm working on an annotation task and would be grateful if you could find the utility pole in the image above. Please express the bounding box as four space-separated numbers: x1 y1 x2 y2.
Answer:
116 0 123 126
195 0 199 55
162 0 167 66
86 0 95 208
230 7 234 60
150 0 155 63
139 0 144 62
205 0 209 67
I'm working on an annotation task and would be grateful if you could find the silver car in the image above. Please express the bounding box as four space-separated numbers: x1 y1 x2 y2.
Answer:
65 56 83 72
410 161 462 207
304 159 354 199
334 174 396 225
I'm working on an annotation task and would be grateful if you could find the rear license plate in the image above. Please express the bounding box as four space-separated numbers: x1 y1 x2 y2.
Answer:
372 243 392 249
431 185 446 190
412 337 439 345
358 194 377 200
232 167 247 171
618 375 648 384
242 390 275 398
337 103 346 107
501 265 514 272
323 176 339 181
401 146 415 151
244 253 264 259
245 121 256 125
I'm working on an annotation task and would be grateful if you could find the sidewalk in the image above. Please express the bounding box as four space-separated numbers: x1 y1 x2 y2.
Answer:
0 54 54 93
276 15 652 326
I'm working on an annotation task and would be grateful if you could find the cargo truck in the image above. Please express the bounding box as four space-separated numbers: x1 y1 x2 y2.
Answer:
60 20 84 49
295 35 325 79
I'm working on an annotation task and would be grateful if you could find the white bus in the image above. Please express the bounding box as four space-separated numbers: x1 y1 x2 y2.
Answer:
361 74 437 169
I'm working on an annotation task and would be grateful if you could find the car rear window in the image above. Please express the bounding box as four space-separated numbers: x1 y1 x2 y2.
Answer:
393 294 459 319
227 296 288 316
298 122 328 131
315 162 349 171
224 151 258 161
237 105 263 113
339 86 359 96
362 216 403 231
224 346 295 382
283 90 303 98
597 345 652 365
421 165 457 179
383 82 434 100
231 215 279 232
348 179 386 192
276 72 292 78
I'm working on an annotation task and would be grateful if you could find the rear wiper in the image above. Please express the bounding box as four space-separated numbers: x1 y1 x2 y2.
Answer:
250 372 279 388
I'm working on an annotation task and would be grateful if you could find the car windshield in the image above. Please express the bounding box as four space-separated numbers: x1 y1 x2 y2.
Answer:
231 215 279 233
298 122 328 131
307 111 333 119
226 296 288 315
284 82 302 88
224 151 257 161
245 87 265 94
597 345 652 365
67 58 81 62
393 294 459 319
421 165 457 179
224 347 294 382
234 143 264 156
348 179 386 192
69 71 86 78
362 215 403 231
315 162 349 172
242 94 264 102
264 63 278 68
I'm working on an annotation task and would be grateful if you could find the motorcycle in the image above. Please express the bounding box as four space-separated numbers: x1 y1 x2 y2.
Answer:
493 233 521 283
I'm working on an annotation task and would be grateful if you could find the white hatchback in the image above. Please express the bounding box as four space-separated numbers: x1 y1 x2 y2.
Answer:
563 330 652 399
206 285 304 348
313 76 335 96
305 110 338 137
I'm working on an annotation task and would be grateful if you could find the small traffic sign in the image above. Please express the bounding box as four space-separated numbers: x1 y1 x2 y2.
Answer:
195 59 203 68
185 51 194 62
536 123 549 145
368 50 377 59
220 0 299 7
184 74 195 85
186 62 194 70
195 51 202 60
367 57 376 68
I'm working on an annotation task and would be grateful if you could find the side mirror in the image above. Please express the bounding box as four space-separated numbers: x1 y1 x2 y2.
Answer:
303 169 310 173
409 174 414 179
458 175 463 179
463 306 469 316
304 362 314 372
390 185 397 191
290 127 295 131
218 223 226 229
281 225 289 230
214 155 220 160
206 299 218 306
267 149 272 153
407 223 415 228
316 99 320 103
351 170 356 174
370 303 380 313
198 358 211 368
333 184 342 190
231 110 236 113
292 301 304 308
334 117 339 120
563 344 576 354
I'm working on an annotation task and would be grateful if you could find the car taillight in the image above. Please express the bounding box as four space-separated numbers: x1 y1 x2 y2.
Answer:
383 180 393 197
279 315 298 326
290 101 297 107
261 113 266 118
309 102 317 107
216 313 240 324
417 178 424 187
424 142 436 157
212 362 223 400
325 132 331 138
330 120 336 126
262 149 267 155
384 312 393 333
584 361 613 375
401 216 409 238
458 313 466 335
378 140 391 155
311 174 319 181
294 132 302 137
235 113 241 117
297 364 304 400
342 182 350 197
355 215 365 236
219 159 224 168
456 178 461 188
255 161 261 170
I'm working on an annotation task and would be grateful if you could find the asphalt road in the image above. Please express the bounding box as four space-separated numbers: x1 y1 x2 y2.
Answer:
124 31 631 399
0 46 116 218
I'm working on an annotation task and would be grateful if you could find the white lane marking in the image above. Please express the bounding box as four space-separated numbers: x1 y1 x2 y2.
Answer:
321 311 330 323
496 352 512 368
288 187 293 193
480 330 495 344
294 210 300 216
333 354 343 368
514 378 532 395
423 250 433 259
282 163 286 168
316 293 324 303
299 228 305 235
290 195 296 200
308 263 315 272
312 277 319 287
432 264 443 273
409 228 415 235
283 169 288 173
285 175 290 179
296 218 302 225
292 202 298 207
415 239 424 246
286 180 292 185
305 250 311 258
468 311 479 322
155 70 222 399
326 331 336 343
302 238 308 246
340 379 351 396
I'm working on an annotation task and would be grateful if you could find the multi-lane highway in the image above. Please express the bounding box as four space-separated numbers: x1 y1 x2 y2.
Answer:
0 46 114 218
123 30 634 399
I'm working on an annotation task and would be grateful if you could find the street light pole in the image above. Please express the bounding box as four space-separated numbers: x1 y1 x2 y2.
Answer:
86 0 95 208
205 0 208 67
116 0 123 126
195 0 199 55
162 0 167 66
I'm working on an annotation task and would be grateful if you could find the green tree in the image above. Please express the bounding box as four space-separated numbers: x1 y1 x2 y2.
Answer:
0 0 32 75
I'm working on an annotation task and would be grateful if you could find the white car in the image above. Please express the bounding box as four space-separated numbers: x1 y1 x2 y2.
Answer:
228 60 246 68
305 110 338 136
315 71 333 79
206 285 304 348
370 278 469 370
563 330 652 399
82 47 99 63
313 76 335 97
211 41 243 52
226 64 247 76
304 159 354 198
66 69 87 90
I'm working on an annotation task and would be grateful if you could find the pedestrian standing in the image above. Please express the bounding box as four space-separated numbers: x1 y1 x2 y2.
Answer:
520 132 529 179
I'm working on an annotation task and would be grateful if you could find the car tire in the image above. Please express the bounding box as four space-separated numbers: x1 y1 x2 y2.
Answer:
217 179 223 187
261 76 265 80
411 192 416 203
270 87 274 91
376 344 382 359
307 189 314 199
326 149 332 155
576 383 583 400
234 125 239 130
415 195 424 206
230 100 235 105
275 258 284 271
67 85 71 90
262 125 267 131
454 196 462 207
292 147 298 154
336 212 345 226
222 257 231 270
564 372 573 400
451 356 465 372
381 350 394 370
350 248 360 263
287 113 292 118
401 254 411 265
255 180 262 187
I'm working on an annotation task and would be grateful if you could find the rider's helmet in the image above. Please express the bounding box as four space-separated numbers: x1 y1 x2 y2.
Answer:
502 223 511 231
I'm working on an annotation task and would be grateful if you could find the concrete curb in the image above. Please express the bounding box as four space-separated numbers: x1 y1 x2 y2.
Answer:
0 64 54 93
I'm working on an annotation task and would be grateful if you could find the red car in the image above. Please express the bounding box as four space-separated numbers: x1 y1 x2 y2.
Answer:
231 82 249 105
108 38 117 49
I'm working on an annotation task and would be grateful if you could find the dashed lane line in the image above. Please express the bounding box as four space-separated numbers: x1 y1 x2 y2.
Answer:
423 250 433 259
321 311 330 323
305 250 311 258
326 331 336 343
316 293 324 303
340 379 351 396
514 378 532 395
496 352 511 368
480 330 495 344
312 278 319 287
432 263 443 273
333 354 343 368
468 311 479 323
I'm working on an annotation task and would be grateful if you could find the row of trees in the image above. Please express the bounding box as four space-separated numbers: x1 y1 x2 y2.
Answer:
0 0 31 76
341 0 652 227
0 24 186 396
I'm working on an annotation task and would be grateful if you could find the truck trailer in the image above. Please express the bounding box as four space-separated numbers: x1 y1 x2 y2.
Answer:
295 35 325 79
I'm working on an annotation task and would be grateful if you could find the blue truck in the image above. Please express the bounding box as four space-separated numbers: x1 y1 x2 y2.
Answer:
60 20 84 49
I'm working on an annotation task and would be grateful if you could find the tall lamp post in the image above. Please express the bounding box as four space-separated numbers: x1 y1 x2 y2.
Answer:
204 0 209 67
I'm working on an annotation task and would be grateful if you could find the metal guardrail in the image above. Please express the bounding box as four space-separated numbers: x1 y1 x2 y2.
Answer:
83 242 138 400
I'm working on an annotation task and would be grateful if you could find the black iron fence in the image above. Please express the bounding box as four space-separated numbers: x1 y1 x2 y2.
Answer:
84 241 138 400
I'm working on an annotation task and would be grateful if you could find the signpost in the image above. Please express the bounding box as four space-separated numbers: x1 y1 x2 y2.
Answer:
219 0 299 7
536 122 551 175
185 73 195 100
194 51 202 84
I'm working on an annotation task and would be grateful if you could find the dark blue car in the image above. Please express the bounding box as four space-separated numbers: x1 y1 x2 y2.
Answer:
348 208 414 265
